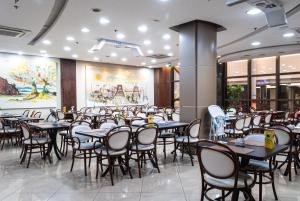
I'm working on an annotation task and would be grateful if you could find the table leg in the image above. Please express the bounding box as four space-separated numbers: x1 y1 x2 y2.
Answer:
48 129 63 160
231 190 239 201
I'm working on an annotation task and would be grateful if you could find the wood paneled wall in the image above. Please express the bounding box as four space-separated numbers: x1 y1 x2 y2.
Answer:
60 59 76 110
154 67 173 107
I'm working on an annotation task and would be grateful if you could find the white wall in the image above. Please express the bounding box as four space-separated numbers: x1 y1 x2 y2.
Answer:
76 60 154 109
0 53 61 118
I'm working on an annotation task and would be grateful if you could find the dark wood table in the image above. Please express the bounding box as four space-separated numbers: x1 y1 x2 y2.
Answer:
75 128 110 139
0 113 22 118
4 117 44 123
28 122 71 160
84 113 112 128
198 141 288 201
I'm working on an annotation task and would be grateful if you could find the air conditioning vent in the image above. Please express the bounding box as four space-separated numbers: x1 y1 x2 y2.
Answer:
147 54 170 59
0 25 30 38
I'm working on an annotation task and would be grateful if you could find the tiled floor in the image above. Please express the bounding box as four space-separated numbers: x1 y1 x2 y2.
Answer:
1 143 300 201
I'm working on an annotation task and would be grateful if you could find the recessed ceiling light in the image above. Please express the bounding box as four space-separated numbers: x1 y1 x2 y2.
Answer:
99 17 110 25
164 45 171 50
160 0 169 2
42 40 51 45
93 57 99 61
148 65 153 68
167 52 173 57
81 27 90 33
251 41 261 46
88 50 94 54
66 36 75 41
246 8 262 15
18 51 23 55
162 34 171 40
72 54 78 58
151 59 157 63
177 62 180 66
147 50 154 54
143 40 151 45
138 25 148 32
110 52 117 57
40 50 47 54
64 46 71 51
283 32 295 38
141 62 146 66
121 57 127 62
42 54 48 58
116 33 125 40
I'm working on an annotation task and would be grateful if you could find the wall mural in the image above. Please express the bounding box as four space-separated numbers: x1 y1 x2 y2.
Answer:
85 66 150 106
0 54 57 109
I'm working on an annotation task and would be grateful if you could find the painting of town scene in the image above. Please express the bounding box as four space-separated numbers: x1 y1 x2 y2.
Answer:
0 54 57 109
85 66 150 106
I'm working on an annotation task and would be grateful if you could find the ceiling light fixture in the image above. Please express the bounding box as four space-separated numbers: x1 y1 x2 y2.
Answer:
121 57 127 62
93 57 99 61
42 40 51 45
283 32 295 38
138 25 148 32
110 52 117 57
66 36 75 41
88 50 94 54
164 45 171 50
148 65 153 68
99 17 110 25
81 27 90 33
18 51 23 55
151 59 157 63
251 41 261 46
40 50 47 54
162 34 171 40
246 8 262 15
167 52 173 57
116 33 126 40
147 50 154 54
141 62 146 66
143 40 151 45
64 46 71 51
72 54 78 58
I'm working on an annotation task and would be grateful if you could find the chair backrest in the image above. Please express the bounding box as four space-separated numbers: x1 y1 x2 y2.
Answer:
20 122 31 139
116 116 126 126
197 140 238 181
130 117 146 126
57 111 65 120
252 115 261 126
271 126 292 146
172 112 180 121
165 107 173 115
33 112 42 118
265 114 272 124
70 122 92 142
227 107 237 115
100 122 117 130
244 116 252 128
153 115 164 123
235 118 245 130
106 126 131 151
136 126 158 145
46 113 57 122
208 105 225 119
285 112 290 120
22 110 30 117
136 112 146 118
188 119 201 138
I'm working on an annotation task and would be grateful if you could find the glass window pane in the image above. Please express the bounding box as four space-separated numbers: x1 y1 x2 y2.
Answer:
251 100 276 111
280 53 300 73
278 101 293 111
227 77 248 100
279 74 300 99
227 60 248 77
251 76 276 100
251 57 276 75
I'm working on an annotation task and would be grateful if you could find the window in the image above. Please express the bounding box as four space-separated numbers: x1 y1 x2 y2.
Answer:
227 60 248 77
280 54 300 73
251 57 276 75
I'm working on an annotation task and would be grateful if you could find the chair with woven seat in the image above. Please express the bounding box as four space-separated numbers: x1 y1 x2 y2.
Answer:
252 115 262 128
173 119 201 166
19 122 51 168
130 124 160 178
225 118 245 138
272 125 298 181
197 140 256 201
69 121 102 176
243 132 278 201
94 125 132 185
0 118 22 149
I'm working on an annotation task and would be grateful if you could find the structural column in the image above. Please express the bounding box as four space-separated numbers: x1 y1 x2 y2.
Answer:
172 20 224 138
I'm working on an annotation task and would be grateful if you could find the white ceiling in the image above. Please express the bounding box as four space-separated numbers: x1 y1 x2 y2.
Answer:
0 0 300 67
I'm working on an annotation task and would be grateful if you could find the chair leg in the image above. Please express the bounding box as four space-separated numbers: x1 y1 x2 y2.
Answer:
126 154 133 179
270 171 278 200
200 183 206 201
108 157 114 185
96 156 99 179
26 147 32 168
88 150 92 168
163 138 166 159
84 151 87 176
20 146 27 164
259 172 263 201
173 141 177 162
70 150 76 172
187 143 194 166
136 152 142 178
153 149 160 173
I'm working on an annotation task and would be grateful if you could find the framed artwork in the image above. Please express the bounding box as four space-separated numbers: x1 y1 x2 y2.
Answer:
0 54 58 109
85 66 151 106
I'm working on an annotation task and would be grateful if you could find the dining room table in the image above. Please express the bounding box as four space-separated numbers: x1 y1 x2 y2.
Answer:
84 113 112 128
198 139 288 201
0 113 22 118
28 121 71 160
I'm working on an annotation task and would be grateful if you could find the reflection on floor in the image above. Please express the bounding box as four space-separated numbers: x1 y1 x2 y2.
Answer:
0 144 300 201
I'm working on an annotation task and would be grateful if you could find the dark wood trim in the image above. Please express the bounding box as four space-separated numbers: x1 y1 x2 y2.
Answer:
60 59 77 111
154 67 173 107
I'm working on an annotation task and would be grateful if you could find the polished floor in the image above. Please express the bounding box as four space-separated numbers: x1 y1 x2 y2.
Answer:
0 143 300 201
